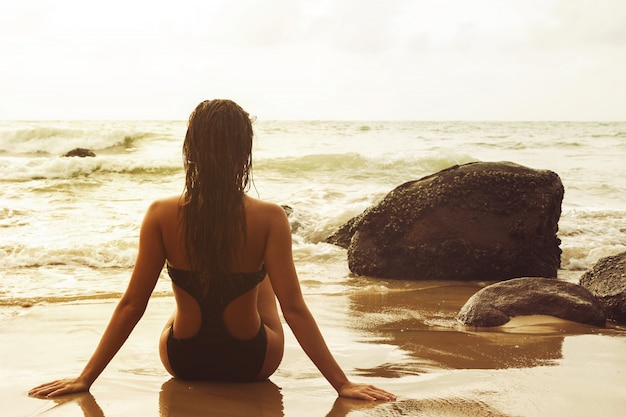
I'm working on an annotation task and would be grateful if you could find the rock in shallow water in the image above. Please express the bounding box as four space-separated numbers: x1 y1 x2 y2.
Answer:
328 161 563 281
456 277 606 327
580 251 626 324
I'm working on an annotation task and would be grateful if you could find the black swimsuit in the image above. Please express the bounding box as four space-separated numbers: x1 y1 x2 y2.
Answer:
166 264 267 382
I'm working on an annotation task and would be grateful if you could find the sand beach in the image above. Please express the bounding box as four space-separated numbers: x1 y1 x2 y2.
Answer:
4 277 626 417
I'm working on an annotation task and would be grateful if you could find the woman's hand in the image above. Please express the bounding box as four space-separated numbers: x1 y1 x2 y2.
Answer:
337 382 396 401
29 378 90 398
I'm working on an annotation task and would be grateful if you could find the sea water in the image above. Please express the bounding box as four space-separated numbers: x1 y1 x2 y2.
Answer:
1 120 625 307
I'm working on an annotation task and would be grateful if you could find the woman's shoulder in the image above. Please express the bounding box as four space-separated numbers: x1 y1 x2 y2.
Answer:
245 196 289 221
145 196 182 218
245 195 279 209
149 195 181 208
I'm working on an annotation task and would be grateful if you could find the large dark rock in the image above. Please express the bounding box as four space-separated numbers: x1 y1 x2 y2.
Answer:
456 277 606 327
579 251 626 324
63 148 96 157
327 161 563 280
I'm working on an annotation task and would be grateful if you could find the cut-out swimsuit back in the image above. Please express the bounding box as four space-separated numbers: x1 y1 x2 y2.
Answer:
166 264 267 381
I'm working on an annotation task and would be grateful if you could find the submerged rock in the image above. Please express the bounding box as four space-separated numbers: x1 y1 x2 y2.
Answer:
579 251 626 324
63 148 96 157
327 161 563 281
456 277 606 327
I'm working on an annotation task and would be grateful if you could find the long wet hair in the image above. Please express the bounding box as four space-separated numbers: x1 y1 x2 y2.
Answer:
181 99 253 297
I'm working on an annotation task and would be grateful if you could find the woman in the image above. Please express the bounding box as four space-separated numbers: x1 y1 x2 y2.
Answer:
29 99 396 401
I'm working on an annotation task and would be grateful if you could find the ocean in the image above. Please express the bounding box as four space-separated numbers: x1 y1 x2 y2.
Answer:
1 120 625 307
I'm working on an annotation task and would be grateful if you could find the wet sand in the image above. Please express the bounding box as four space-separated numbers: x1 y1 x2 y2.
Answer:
3 279 626 417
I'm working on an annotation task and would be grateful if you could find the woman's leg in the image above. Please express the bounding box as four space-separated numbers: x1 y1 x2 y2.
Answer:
256 275 285 379
159 311 177 377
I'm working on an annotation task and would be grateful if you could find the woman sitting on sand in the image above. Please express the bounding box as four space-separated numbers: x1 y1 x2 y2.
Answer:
29 99 396 401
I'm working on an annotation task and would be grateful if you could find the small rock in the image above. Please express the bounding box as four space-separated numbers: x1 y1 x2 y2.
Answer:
63 148 96 157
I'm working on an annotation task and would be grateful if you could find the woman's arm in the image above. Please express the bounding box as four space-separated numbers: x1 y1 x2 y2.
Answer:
29 202 167 398
263 204 395 401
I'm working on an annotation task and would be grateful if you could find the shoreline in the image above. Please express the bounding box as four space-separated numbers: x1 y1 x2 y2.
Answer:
4 285 626 417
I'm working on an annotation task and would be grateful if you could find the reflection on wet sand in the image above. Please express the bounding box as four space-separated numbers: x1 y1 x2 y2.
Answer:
159 378 284 416
157 378 519 417
34 393 105 417
33 376 517 417
346 279 600 375
33 379 403 417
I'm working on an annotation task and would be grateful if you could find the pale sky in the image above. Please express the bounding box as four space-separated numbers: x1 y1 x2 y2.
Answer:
1 0 625 121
